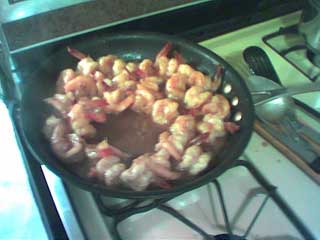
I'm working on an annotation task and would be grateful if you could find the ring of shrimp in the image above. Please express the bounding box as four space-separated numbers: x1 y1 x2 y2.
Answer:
44 44 239 192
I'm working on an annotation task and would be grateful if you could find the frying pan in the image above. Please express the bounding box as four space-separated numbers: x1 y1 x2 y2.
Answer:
18 32 254 199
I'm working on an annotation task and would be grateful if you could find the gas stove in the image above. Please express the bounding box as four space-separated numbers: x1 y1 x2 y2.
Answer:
39 11 319 240
1 8 320 240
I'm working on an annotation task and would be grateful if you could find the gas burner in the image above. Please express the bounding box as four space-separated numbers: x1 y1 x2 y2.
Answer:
263 24 320 82
306 50 320 68
214 234 246 240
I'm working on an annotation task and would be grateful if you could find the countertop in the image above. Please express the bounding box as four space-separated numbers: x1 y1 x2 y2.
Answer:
1 0 206 50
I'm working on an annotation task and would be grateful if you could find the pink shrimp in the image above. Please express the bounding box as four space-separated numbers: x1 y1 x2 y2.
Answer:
64 75 97 98
152 99 179 125
212 65 224 92
201 94 230 119
56 69 77 93
49 120 85 164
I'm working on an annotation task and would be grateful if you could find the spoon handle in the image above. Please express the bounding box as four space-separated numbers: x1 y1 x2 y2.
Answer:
254 82 320 106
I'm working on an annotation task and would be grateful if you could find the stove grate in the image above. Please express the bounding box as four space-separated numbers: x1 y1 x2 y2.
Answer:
94 161 315 240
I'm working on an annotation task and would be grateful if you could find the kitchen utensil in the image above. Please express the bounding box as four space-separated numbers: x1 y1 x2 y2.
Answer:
251 79 320 106
11 32 254 199
242 46 282 84
247 75 302 141
243 46 320 173
243 45 320 119
248 75 320 172
243 45 320 146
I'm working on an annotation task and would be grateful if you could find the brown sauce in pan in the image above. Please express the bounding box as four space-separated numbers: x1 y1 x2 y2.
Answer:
71 112 228 180
91 110 167 156
71 110 167 178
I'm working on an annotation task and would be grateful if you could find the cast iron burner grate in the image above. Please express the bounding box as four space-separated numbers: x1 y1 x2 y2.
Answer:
306 50 320 68
262 24 320 120
262 24 320 82
214 234 245 240
93 161 314 240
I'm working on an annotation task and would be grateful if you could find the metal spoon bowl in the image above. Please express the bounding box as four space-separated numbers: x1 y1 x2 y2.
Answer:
246 75 294 122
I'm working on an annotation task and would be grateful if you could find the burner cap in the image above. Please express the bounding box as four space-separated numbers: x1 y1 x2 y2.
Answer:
213 234 246 240
306 50 320 67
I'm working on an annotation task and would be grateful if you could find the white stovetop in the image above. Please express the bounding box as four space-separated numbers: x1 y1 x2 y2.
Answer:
1 11 319 240
200 10 320 239
61 11 320 240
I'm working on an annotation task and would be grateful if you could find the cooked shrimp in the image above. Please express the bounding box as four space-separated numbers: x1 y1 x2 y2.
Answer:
151 148 171 168
77 57 99 75
138 59 156 77
189 71 211 90
167 58 179 76
137 82 163 100
67 47 87 60
45 93 74 117
146 159 181 180
64 75 97 98
43 115 62 140
56 69 76 93
96 156 121 176
112 70 137 91
165 73 187 100
67 47 99 75
113 59 126 76
201 94 230 119
45 47 238 190
81 98 108 122
224 122 240 134
178 63 224 91
170 133 191 156
149 139 182 180
68 103 97 138
104 163 126 186
211 65 224 92
93 71 105 82
104 88 134 113
104 89 125 105
50 120 85 164
152 99 179 125
155 132 180 160
126 62 138 73
177 64 194 78
131 87 155 114
105 95 134 113
85 144 100 161
86 140 130 162
92 71 110 96
98 55 118 76
140 78 159 92
177 145 211 175
155 131 190 161
94 155 126 186
170 115 196 136
155 43 171 76
184 86 212 109
96 139 130 159
197 114 226 143
120 154 154 191
155 43 181 77
143 76 165 85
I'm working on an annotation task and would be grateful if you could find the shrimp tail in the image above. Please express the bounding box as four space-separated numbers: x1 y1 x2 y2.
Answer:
156 42 173 59
173 51 184 65
67 47 87 60
224 122 240 134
